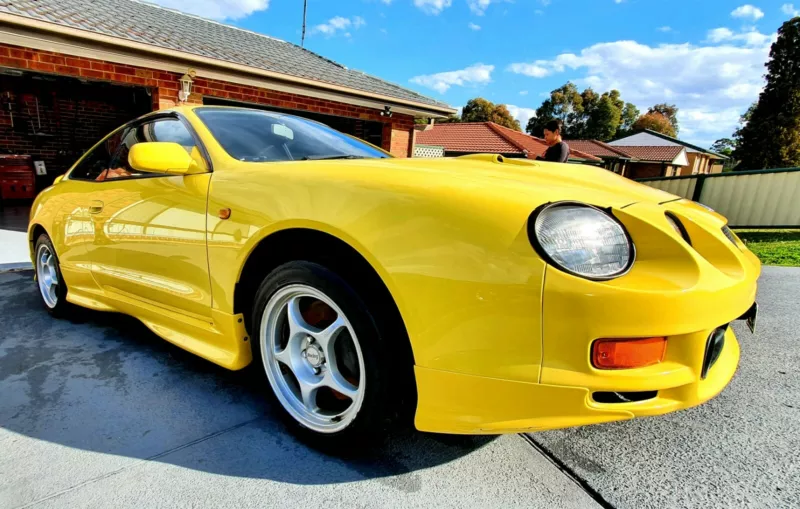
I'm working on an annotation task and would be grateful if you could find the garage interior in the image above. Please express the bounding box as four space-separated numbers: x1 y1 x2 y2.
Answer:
0 69 151 230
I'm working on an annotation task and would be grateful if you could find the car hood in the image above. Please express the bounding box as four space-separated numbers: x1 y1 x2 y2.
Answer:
336 154 678 209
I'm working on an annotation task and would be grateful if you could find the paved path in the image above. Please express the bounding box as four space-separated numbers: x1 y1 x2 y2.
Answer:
0 270 598 509
1 267 797 508
0 206 31 270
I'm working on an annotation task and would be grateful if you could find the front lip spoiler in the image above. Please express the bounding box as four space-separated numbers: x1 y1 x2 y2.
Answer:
735 302 758 334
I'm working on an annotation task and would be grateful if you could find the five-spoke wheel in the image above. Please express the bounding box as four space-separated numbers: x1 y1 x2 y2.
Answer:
260 284 366 433
36 242 60 308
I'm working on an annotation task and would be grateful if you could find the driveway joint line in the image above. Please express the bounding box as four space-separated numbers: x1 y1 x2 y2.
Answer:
13 416 265 509
519 433 616 509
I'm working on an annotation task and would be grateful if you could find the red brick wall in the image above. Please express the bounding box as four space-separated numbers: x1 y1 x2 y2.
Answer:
0 43 417 157
0 75 150 186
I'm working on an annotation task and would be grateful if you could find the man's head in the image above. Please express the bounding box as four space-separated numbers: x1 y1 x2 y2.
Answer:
543 119 563 146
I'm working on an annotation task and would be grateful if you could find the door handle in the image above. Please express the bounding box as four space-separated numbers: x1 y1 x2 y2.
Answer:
89 200 104 214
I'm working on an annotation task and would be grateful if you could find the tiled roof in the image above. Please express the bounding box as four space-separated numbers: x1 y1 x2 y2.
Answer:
416 123 522 154
567 140 635 159
415 122 602 162
614 145 686 162
0 0 452 111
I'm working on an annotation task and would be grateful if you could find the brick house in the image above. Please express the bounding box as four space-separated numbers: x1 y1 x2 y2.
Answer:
609 130 726 176
568 140 690 179
0 0 455 194
414 122 602 163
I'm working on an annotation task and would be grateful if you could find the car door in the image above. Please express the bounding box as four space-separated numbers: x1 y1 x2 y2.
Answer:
51 128 127 296
87 114 214 319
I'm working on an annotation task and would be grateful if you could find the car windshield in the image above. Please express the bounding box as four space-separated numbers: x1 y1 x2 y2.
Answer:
194 108 390 162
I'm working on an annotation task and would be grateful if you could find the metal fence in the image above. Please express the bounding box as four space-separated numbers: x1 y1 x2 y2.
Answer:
638 167 800 228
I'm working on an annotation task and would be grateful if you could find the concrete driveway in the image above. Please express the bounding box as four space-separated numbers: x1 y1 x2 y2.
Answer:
1 267 797 508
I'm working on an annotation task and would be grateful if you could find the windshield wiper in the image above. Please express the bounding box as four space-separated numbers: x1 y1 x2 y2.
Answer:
300 155 370 161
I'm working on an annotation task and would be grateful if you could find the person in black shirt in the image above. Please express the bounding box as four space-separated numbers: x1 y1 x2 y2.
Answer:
537 119 570 163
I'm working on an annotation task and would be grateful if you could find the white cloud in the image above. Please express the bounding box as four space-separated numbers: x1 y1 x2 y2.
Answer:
312 16 365 36
468 0 491 15
782 3 800 16
707 27 772 46
507 62 552 78
731 4 764 20
148 0 269 20
381 0 393 4
505 104 537 128
508 35 774 144
410 64 494 93
468 22 482 30
614 0 624 3
519 90 529 95
658 26 672 32
414 0 452 15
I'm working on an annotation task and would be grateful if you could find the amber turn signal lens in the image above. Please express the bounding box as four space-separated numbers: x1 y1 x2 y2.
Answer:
592 337 667 369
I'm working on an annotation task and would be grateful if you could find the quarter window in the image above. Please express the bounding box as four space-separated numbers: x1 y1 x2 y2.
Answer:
68 130 125 181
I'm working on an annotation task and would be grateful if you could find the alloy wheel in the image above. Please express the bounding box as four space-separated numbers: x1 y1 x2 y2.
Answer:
36 244 59 308
260 284 366 433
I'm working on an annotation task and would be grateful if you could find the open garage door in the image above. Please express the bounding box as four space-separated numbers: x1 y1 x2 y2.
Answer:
203 96 385 149
0 69 151 230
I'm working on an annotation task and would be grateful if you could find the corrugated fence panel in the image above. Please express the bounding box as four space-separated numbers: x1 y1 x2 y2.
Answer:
700 171 800 227
638 169 800 227
642 177 697 199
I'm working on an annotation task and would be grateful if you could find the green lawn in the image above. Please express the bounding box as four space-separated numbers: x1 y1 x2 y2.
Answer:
734 230 800 267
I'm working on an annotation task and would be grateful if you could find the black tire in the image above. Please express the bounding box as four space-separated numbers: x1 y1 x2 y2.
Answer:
251 261 405 453
34 233 72 317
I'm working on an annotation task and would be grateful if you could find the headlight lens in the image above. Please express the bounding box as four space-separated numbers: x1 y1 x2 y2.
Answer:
530 203 634 280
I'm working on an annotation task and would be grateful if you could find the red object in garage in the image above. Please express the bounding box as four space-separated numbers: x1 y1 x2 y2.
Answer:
0 155 36 200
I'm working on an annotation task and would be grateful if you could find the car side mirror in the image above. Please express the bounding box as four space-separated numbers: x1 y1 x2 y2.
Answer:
128 142 203 175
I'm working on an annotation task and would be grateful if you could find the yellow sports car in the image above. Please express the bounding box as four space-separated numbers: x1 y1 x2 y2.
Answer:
29 105 760 448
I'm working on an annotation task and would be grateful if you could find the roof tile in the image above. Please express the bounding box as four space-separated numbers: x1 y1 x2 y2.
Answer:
416 122 601 162
0 0 450 110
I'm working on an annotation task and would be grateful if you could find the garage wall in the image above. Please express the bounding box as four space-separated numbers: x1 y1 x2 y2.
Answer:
0 43 418 158
0 75 150 186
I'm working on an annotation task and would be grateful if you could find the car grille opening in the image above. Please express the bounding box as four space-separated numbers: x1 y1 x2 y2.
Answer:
592 391 658 404
701 325 727 379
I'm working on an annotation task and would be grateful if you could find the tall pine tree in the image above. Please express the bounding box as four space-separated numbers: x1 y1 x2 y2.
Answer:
733 17 800 169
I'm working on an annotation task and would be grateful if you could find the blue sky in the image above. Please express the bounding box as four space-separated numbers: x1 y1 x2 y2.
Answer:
150 0 797 147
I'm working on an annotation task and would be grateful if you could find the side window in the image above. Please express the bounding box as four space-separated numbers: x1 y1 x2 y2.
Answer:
99 118 203 181
69 130 125 181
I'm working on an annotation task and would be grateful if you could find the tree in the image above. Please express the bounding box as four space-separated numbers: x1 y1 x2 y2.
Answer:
632 112 677 137
527 82 584 137
618 103 640 137
733 17 800 169
710 138 736 157
583 92 622 140
647 103 680 134
462 97 521 130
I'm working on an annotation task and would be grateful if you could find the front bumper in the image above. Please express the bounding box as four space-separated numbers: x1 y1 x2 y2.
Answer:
414 326 740 434
413 200 759 435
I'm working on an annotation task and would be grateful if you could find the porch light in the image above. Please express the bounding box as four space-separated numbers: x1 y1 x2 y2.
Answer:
178 69 196 103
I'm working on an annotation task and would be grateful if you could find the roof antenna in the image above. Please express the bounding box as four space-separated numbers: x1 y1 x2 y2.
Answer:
301 0 308 47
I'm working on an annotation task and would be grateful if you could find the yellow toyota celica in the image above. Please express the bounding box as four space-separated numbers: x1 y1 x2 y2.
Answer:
28 105 760 449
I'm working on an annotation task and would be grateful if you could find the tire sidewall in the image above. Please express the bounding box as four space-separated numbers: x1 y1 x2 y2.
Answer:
251 261 393 451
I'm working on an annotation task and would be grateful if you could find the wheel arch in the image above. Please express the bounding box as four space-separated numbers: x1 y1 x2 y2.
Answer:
234 226 415 363
29 223 49 256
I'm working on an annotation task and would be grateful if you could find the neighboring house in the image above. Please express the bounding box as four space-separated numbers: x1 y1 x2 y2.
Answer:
0 0 456 196
567 140 689 179
609 129 726 175
414 122 602 163
567 140 635 175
